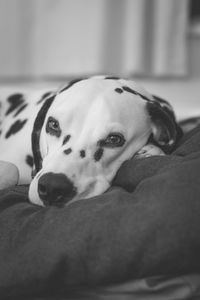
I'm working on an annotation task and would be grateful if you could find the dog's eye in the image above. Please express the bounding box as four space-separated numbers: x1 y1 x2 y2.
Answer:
46 117 61 137
100 133 125 148
47 117 59 131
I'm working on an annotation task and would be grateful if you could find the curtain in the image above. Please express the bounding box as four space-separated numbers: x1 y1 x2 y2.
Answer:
0 0 189 78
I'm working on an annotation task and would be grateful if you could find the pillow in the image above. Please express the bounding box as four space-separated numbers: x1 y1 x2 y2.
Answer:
1 126 200 299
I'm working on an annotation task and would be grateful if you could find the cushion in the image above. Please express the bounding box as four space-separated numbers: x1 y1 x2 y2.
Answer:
1 126 200 299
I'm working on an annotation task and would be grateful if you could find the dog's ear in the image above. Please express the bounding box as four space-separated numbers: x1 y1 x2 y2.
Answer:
146 97 182 153
32 94 56 174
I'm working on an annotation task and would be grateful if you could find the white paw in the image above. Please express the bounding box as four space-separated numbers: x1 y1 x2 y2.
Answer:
135 144 165 159
0 161 19 189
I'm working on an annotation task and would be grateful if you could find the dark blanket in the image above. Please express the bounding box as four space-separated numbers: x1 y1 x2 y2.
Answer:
1 126 200 299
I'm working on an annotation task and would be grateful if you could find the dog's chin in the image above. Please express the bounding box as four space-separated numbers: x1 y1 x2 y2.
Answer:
29 188 110 207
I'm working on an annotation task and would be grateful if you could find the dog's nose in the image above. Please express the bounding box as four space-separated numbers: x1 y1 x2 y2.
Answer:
38 172 76 206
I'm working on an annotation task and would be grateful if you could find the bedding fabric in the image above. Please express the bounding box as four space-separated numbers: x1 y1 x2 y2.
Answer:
0 126 200 299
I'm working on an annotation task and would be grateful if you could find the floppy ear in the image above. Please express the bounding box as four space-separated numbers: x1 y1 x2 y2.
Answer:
146 99 182 153
32 94 56 175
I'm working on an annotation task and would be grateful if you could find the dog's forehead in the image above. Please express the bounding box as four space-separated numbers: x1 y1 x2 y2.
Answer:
51 78 151 115
43 78 153 143
57 78 123 104
58 77 151 98
46 89 143 141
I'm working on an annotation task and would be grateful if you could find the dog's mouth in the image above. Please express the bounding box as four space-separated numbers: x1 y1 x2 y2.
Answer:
42 194 76 207
29 171 111 207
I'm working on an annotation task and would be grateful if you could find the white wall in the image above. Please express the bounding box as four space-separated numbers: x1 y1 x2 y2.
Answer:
139 30 200 120
0 0 199 120
0 0 189 78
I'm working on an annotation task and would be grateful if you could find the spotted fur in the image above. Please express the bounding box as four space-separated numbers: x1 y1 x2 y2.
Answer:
63 134 71 145
0 75 181 206
94 148 104 162
6 94 25 115
80 150 86 158
64 148 72 155
5 119 27 139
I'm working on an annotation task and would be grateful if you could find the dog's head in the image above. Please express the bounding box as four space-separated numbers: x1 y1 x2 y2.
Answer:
29 76 179 206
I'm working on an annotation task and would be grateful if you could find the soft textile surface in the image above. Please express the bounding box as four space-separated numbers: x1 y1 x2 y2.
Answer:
0 126 200 299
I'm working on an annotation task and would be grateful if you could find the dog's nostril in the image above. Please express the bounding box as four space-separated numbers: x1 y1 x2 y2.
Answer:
38 183 47 195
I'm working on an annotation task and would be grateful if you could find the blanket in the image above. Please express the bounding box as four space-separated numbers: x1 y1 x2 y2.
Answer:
1 126 200 299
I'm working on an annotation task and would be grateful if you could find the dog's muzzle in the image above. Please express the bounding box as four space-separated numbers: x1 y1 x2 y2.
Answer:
38 172 77 206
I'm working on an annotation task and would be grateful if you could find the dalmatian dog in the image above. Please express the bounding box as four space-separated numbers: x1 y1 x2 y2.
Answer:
0 76 181 206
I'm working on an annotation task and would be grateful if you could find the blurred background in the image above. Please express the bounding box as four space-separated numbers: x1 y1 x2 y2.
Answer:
0 0 199 119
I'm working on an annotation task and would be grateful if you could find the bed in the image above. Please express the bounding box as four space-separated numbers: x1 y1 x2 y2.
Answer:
0 118 200 299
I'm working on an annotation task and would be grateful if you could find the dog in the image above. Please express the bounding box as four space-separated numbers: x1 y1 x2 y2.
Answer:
0 76 181 206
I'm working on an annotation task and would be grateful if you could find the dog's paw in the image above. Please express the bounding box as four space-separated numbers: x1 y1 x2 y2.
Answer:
135 144 165 159
0 161 19 189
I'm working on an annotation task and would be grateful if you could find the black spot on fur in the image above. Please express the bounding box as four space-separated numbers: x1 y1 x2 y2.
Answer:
14 103 28 117
80 150 86 158
37 92 53 105
63 134 71 145
122 86 151 101
64 148 72 155
59 78 85 93
94 148 104 162
139 94 152 101
26 155 34 168
6 94 25 115
115 88 123 94
122 86 138 95
5 119 27 139
105 76 120 80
